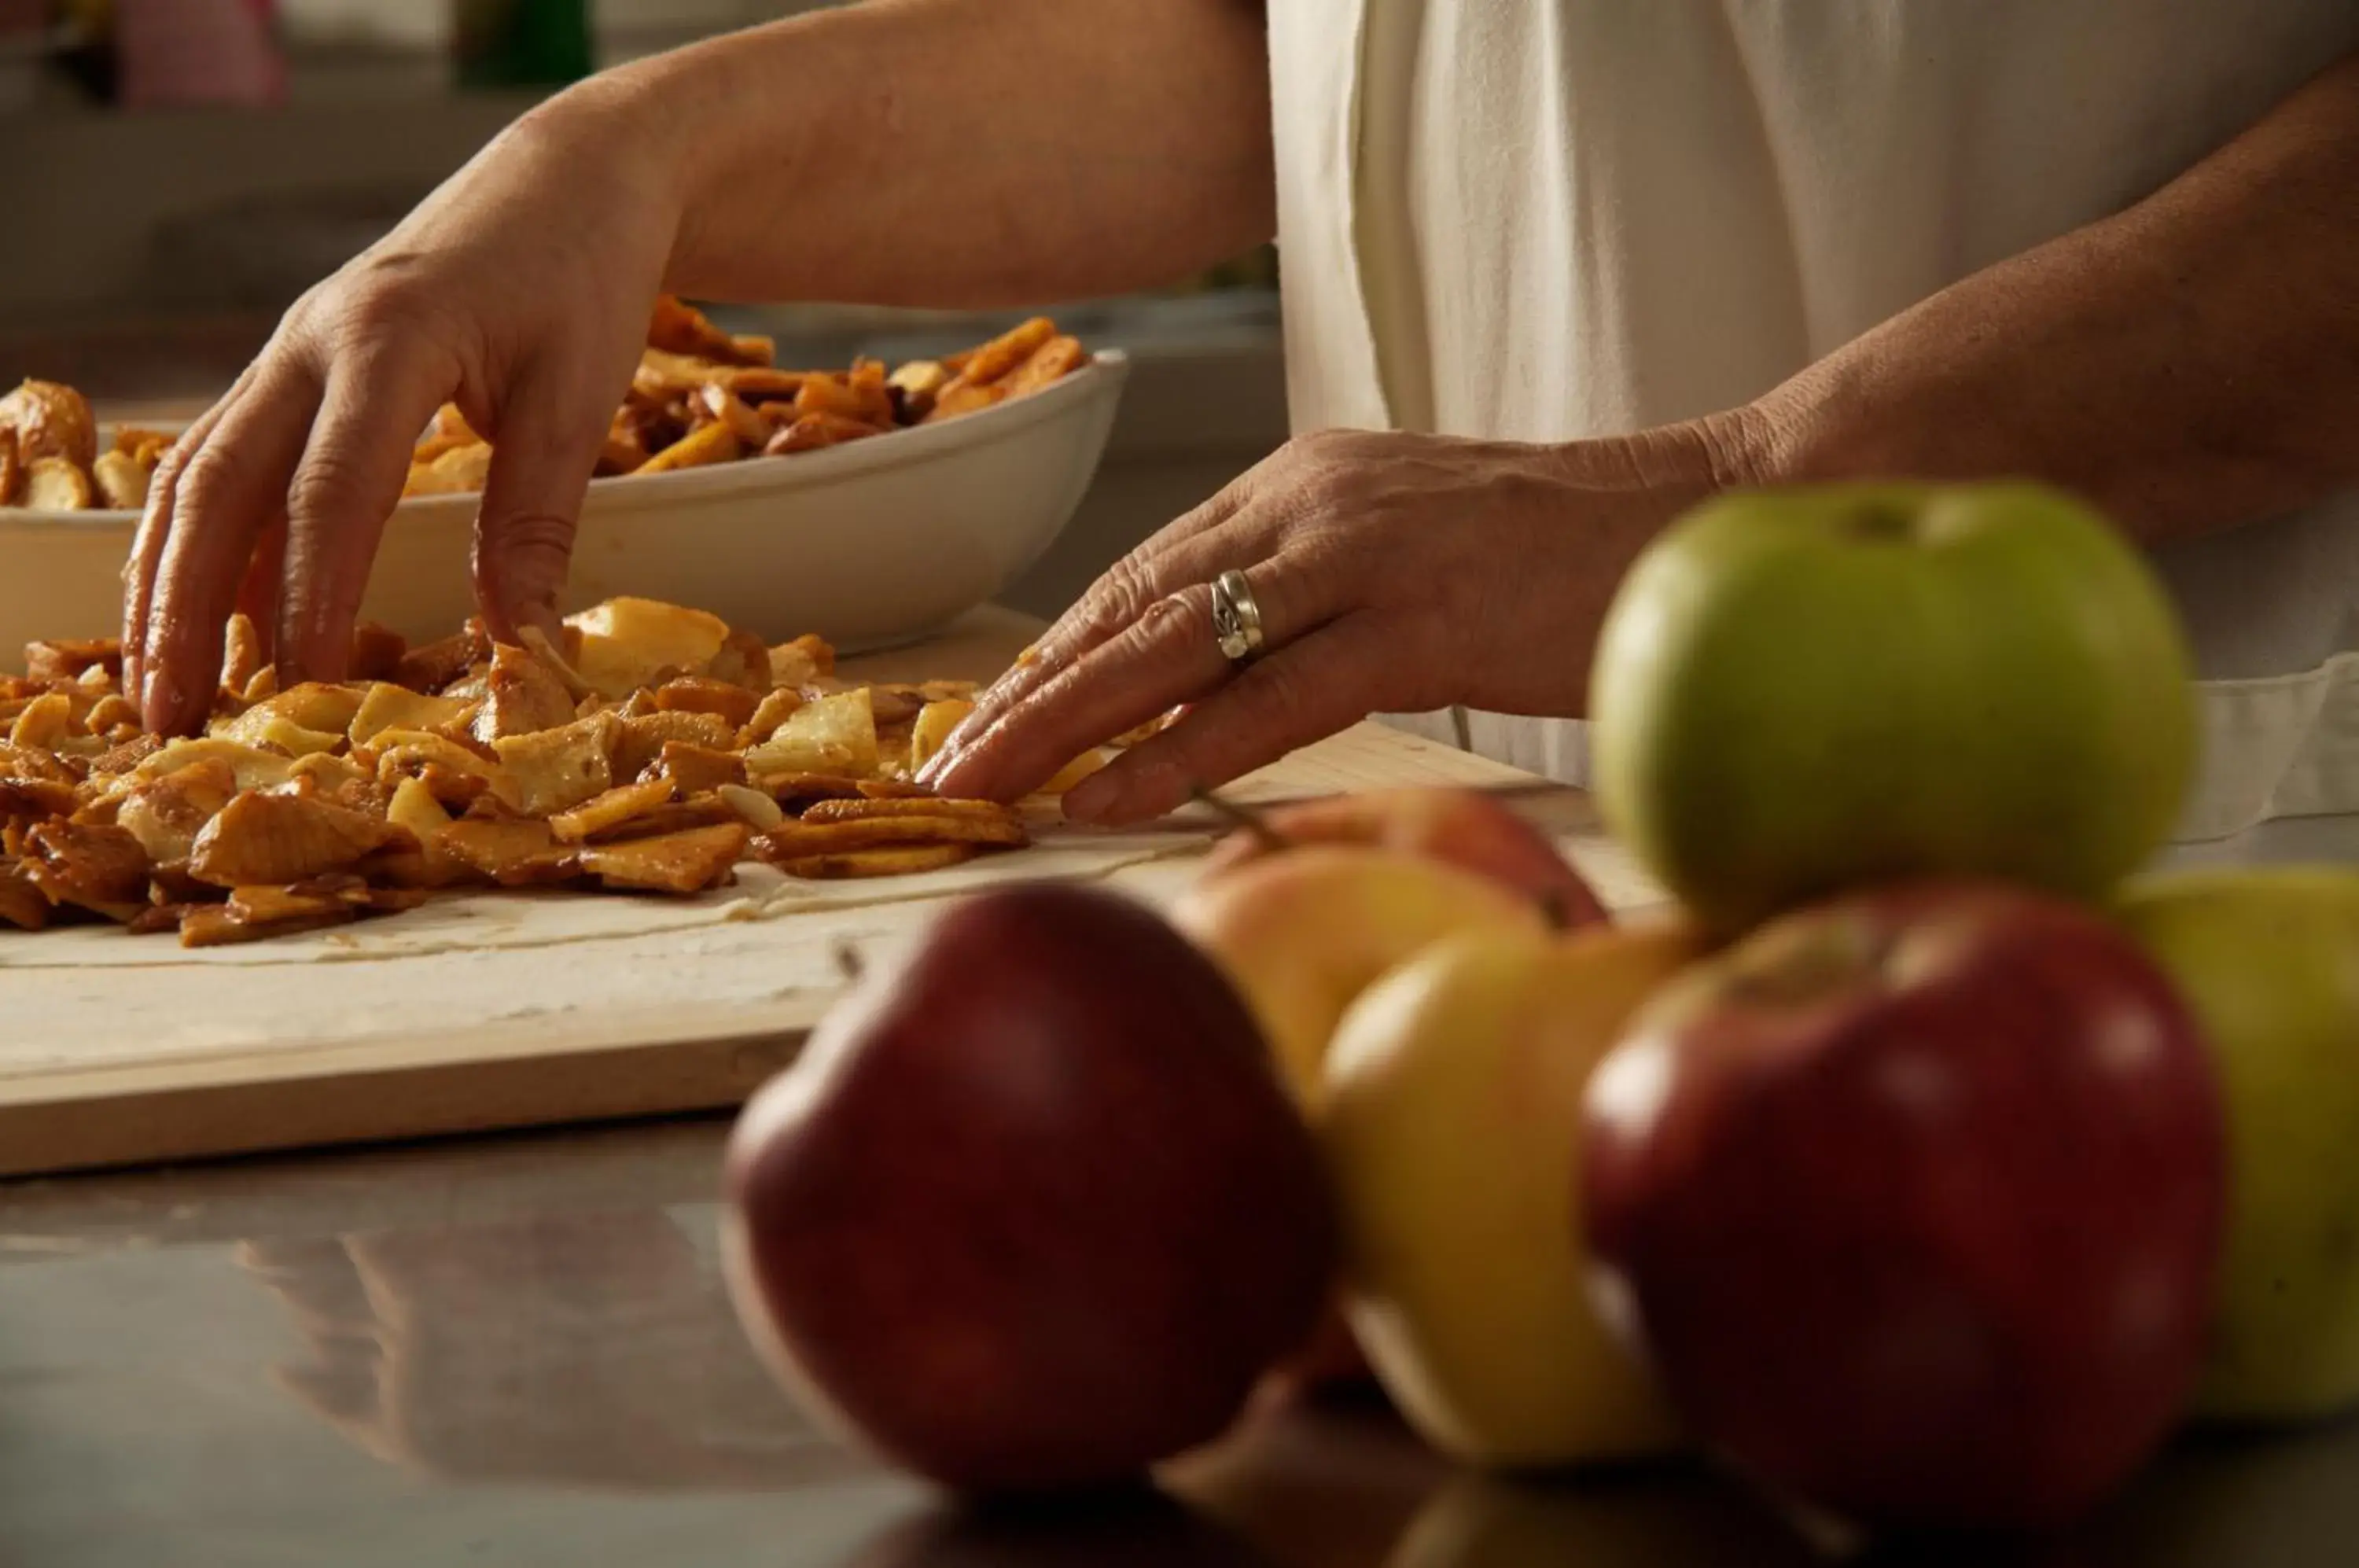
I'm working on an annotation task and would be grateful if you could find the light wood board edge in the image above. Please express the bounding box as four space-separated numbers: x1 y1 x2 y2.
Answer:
0 996 834 1180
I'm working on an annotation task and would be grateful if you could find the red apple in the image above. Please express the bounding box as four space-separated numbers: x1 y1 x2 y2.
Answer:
1581 882 2225 1531
1198 787 1606 926
723 883 1337 1493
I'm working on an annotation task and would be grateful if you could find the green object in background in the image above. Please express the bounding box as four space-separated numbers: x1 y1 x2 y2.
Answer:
455 0 592 88
1185 244 1279 294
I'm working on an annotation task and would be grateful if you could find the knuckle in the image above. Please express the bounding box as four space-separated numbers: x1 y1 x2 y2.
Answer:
1099 610 1163 671
1132 582 1213 662
1287 428 1350 466
173 442 252 517
274 285 332 348
482 510 576 566
1084 559 1158 638
1301 455 1370 506
334 280 431 344
151 436 195 491
157 414 224 490
1196 466 1258 517
285 449 376 525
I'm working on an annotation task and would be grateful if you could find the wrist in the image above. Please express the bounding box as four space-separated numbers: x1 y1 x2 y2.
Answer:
1692 400 1786 491
1729 355 1940 491
631 9 891 302
1543 407 1774 503
520 54 722 287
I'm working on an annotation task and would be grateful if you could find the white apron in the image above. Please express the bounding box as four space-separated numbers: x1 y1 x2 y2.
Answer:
1267 0 2359 858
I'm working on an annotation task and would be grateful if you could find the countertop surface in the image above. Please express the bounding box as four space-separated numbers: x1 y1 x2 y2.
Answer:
5 1112 2359 1568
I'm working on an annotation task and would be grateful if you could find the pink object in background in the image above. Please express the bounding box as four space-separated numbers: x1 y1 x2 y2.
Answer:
118 0 287 109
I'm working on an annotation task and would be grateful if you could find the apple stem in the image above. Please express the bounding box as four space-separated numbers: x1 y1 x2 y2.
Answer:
1540 890 1574 932
1190 786 1293 851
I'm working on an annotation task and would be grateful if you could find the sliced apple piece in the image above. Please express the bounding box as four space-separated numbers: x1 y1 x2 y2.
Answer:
746 688 877 779
491 711 620 817
565 596 731 698
350 683 475 745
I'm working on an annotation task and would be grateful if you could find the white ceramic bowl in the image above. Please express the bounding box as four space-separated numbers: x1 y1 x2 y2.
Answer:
0 349 1128 655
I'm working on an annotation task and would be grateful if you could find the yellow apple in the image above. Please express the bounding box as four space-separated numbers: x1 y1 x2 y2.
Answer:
1320 919 1702 1467
2118 863 2359 1423
1168 845 1550 1109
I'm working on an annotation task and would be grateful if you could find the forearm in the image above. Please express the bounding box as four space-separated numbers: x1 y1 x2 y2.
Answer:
1746 51 2359 544
585 0 1272 308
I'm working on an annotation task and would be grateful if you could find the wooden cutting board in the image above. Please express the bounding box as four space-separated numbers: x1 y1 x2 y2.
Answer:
0 609 1663 1179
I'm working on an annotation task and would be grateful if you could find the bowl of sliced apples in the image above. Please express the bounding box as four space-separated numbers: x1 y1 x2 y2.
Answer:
0 304 1126 658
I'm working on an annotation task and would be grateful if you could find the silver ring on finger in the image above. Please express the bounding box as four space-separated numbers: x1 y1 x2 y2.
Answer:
1209 569 1266 664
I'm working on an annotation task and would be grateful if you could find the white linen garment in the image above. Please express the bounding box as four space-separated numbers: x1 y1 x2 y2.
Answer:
1265 0 2359 852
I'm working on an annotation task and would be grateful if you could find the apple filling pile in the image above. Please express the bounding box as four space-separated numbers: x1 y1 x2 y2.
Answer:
0 597 1083 948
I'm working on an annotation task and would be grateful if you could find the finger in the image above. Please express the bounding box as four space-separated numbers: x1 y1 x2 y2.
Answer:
926 557 1319 804
278 348 454 682
953 480 1258 737
469 358 611 646
120 377 247 705
947 514 1278 782
236 516 289 668
139 366 324 734
982 484 1255 700
1062 611 1406 826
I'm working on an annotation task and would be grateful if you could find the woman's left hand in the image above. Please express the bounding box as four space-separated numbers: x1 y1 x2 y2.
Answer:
919 418 1757 823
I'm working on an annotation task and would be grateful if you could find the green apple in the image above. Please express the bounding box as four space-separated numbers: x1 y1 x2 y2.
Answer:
1590 481 2195 933
2118 863 2359 1424
1319 918 1700 1468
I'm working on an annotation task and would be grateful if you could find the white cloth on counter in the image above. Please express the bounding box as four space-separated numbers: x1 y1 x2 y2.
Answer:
1264 0 2359 853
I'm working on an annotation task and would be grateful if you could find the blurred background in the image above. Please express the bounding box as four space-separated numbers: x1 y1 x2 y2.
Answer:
0 0 1286 619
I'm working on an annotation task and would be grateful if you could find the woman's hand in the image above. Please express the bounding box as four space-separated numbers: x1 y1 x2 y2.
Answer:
123 83 687 734
920 418 1757 823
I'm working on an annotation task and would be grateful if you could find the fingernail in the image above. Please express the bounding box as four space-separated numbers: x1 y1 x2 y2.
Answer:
977 652 1047 709
926 760 981 803
962 687 1008 728
918 707 995 786
944 710 988 751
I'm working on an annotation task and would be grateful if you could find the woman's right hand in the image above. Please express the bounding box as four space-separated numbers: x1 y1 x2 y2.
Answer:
123 84 688 734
